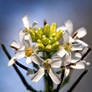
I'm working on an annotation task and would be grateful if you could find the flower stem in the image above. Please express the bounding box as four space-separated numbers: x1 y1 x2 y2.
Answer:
67 69 88 92
1 43 37 92
55 69 65 92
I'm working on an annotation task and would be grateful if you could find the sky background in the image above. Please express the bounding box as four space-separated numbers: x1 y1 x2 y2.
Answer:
0 0 92 92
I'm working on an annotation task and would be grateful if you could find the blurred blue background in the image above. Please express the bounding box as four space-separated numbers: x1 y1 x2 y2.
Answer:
0 0 92 92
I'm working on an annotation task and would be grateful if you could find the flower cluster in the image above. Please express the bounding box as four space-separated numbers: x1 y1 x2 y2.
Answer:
8 15 90 84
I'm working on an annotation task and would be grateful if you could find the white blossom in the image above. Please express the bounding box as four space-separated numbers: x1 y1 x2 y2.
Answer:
8 31 38 66
57 20 88 57
30 55 61 84
61 54 89 77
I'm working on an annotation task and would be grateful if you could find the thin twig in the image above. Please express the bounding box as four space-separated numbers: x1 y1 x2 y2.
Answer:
15 61 28 71
81 47 91 60
55 69 65 92
1 43 37 92
67 69 88 92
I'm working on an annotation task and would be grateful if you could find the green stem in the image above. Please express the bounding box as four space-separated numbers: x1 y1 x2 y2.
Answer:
1 43 37 92
43 52 53 92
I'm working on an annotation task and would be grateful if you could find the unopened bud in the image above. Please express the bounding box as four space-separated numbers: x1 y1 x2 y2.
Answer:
55 30 63 40
52 41 60 50
44 24 50 37
45 45 52 52
29 29 36 42
37 43 45 51
50 23 56 36
35 28 43 40
42 35 49 45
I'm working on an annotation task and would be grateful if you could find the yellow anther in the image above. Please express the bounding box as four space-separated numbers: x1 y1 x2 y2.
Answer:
25 48 33 57
64 43 72 52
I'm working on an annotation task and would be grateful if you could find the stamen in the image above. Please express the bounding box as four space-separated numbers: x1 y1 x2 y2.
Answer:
72 32 78 38
44 19 47 26
61 66 65 69
10 46 18 51
25 48 33 57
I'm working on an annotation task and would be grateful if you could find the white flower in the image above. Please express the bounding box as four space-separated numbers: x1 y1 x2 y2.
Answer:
8 31 38 66
57 20 88 57
61 53 89 78
30 55 61 84
22 15 38 30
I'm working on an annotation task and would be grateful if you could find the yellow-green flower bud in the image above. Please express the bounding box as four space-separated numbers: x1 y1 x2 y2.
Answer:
37 43 45 51
45 44 52 52
42 35 49 45
44 24 50 37
29 29 36 42
35 28 43 40
37 39 42 43
50 23 56 36
48 39 52 44
55 30 64 40
52 41 60 50
49 36 56 44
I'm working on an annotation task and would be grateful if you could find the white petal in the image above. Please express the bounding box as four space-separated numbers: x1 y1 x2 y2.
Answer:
70 61 85 69
76 27 87 38
65 20 73 35
48 68 61 84
75 40 88 47
31 68 45 82
15 51 25 59
71 53 82 63
26 56 32 64
65 68 70 77
64 55 71 65
74 52 82 58
24 33 32 48
22 15 30 29
24 33 32 42
51 57 62 68
81 60 90 66
31 54 43 65
69 36 75 43
57 26 67 32
10 40 20 50
63 32 69 43
8 57 16 66
19 30 25 45
32 21 38 29
57 48 66 58
31 44 38 53
71 44 83 51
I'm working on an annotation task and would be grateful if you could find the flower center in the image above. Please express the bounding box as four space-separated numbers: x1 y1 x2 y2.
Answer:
64 43 72 52
44 59 51 70
25 48 33 57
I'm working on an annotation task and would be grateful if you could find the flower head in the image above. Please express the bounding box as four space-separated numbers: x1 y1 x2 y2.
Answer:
30 55 62 84
8 31 38 66
57 20 88 58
